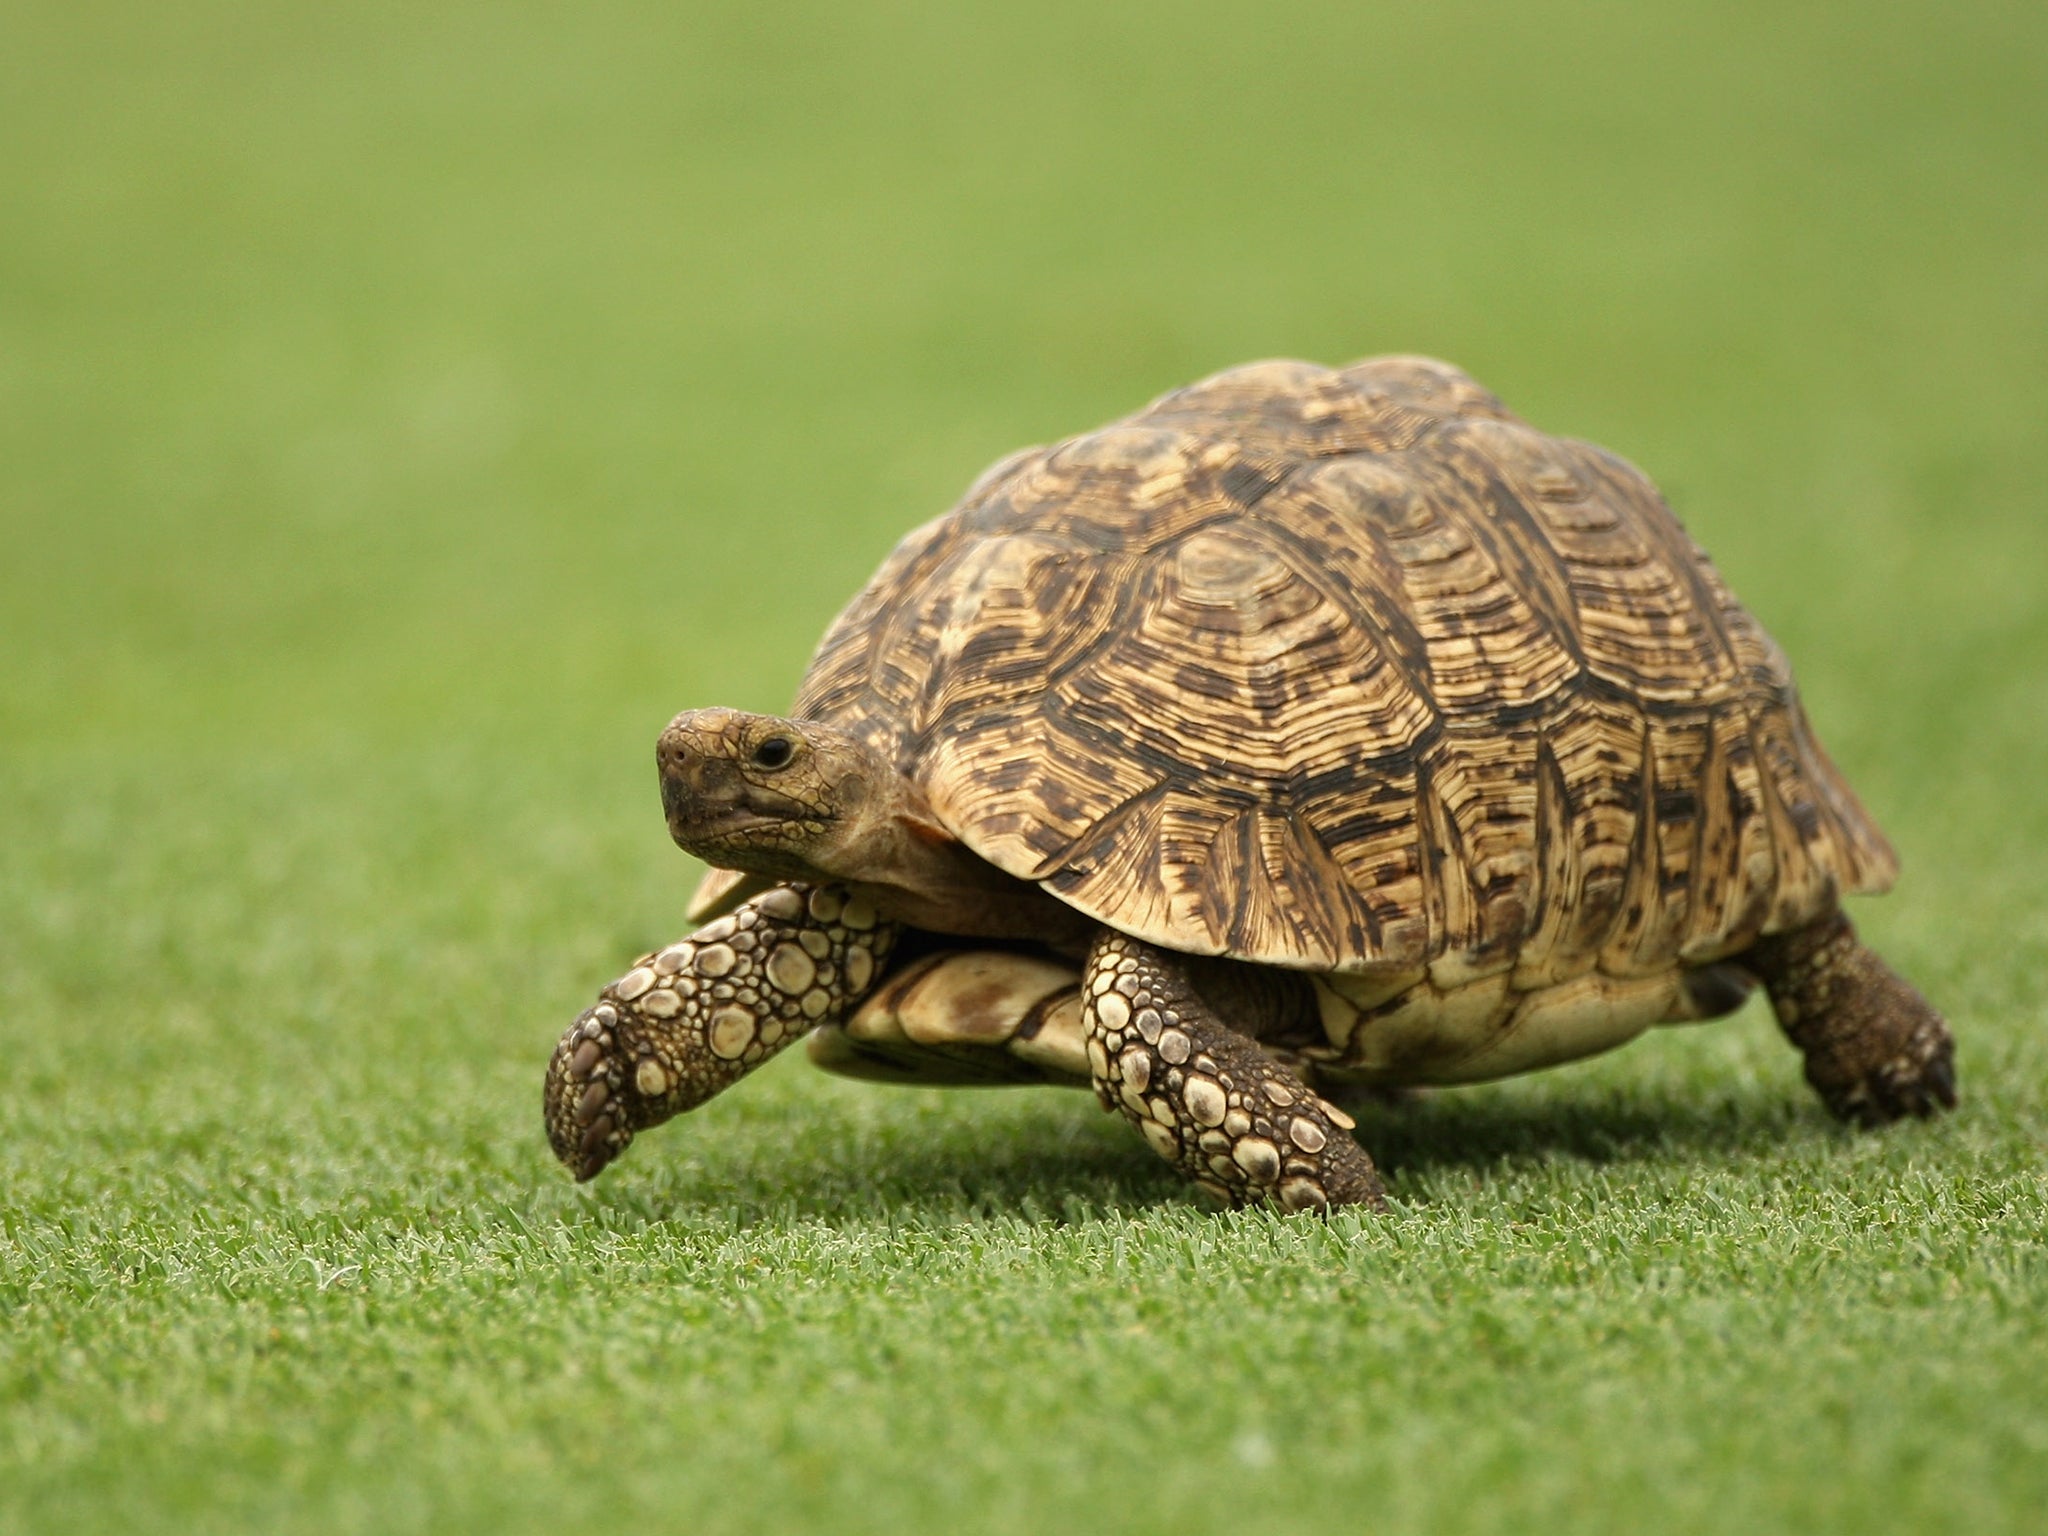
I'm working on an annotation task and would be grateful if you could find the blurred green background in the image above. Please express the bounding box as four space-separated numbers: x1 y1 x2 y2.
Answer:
3 3 2044 1533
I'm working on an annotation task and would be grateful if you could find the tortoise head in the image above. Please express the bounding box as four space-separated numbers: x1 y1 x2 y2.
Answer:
656 708 893 883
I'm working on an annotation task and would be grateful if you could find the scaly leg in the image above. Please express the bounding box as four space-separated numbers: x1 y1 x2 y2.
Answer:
544 883 897 1179
1746 909 1956 1127
1082 931 1387 1212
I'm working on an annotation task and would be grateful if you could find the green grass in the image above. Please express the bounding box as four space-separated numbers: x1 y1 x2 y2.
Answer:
4 2 2046 1531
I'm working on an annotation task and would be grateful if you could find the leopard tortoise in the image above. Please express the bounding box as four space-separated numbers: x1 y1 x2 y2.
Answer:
544 356 1954 1211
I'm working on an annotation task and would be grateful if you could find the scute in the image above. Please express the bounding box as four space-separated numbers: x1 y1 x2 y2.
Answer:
792 357 1896 975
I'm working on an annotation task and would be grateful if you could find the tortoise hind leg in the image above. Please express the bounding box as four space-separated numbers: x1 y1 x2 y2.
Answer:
1746 910 1956 1126
1082 932 1386 1212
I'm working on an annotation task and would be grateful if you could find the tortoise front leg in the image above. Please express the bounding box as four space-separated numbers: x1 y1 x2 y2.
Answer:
544 884 897 1179
1082 932 1387 1213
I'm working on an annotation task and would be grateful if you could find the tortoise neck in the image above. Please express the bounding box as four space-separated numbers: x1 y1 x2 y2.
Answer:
824 788 1083 943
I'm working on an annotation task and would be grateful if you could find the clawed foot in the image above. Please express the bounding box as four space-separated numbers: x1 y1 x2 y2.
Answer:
1084 932 1388 1213
1751 911 1958 1131
546 1002 637 1180
543 885 900 1182
1808 1018 1957 1128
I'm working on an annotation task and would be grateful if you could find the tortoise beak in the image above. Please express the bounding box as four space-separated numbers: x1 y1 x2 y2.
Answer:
657 762 812 849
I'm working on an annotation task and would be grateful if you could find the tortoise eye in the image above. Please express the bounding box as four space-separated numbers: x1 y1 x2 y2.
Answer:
752 737 795 771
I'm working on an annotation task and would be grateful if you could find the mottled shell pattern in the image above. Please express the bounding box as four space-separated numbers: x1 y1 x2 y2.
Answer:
797 357 1895 988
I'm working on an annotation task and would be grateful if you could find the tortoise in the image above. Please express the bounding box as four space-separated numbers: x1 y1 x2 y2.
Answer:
544 356 1955 1211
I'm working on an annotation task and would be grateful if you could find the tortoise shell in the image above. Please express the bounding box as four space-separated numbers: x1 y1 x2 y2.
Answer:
792 357 1895 978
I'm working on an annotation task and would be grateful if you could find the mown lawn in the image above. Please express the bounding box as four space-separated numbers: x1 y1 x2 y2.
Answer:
3 3 2044 1532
